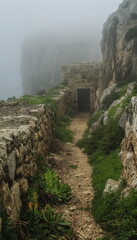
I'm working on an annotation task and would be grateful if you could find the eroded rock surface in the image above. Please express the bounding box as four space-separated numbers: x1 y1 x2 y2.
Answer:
99 0 137 95
121 96 137 193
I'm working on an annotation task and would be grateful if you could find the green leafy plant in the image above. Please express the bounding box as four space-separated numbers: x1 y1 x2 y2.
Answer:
40 168 72 203
26 204 74 240
4 160 73 240
20 204 75 240
28 167 72 205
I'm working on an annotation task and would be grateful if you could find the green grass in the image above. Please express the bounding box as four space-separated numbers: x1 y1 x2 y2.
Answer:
83 119 124 155
17 95 53 105
77 109 103 148
108 103 121 118
118 84 128 97
69 165 78 169
88 109 103 126
54 115 73 143
90 149 122 214
102 89 119 110
17 84 66 105
95 190 137 240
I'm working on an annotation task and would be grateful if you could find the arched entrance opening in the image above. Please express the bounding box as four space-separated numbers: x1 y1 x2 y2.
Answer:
77 88 90 112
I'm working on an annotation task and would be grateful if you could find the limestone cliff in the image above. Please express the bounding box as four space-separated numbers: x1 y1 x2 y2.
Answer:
100 0 137 94
21 35 101 95
120 96 137 194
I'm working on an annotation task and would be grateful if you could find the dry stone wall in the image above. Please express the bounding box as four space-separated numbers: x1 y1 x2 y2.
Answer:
0 87 73 224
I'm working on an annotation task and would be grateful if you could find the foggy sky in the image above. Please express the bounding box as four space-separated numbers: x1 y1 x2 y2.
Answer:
0 0 122 100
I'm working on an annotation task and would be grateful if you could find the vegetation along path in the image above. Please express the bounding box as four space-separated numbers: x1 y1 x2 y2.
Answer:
49 113 104 239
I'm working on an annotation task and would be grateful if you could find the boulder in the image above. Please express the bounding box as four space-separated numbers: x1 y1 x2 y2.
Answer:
103 179 120 195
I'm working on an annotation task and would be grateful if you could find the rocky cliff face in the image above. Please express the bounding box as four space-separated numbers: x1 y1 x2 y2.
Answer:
100 0 137 94
120 96 137 194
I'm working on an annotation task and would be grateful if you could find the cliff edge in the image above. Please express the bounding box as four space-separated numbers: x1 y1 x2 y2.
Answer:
100 0 137 93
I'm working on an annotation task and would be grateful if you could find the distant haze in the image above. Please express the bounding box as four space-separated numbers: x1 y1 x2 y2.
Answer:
0 0 122 99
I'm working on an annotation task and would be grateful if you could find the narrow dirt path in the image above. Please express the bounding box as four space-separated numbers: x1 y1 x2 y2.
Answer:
49 113 104 239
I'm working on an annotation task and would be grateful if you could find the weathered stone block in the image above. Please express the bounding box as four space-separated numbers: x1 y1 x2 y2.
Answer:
18 178 29 194
7 151 16 181
9 181 22 220
103 179 120 195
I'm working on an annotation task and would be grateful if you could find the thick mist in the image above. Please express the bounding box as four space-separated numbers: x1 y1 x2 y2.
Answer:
0 0 122 99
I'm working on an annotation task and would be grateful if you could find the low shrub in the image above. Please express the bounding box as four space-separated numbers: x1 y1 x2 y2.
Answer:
40 168 72 203
20 204 74 240
121 94 132 109
54 117 73 143
2 204 74 240
77 110 103 148
108 103 121 118
95 190 137 240
118 84 128 97
132 83 137 95
88 109 103 126
102 89 119 110
28 167 72 205
84 119 124 155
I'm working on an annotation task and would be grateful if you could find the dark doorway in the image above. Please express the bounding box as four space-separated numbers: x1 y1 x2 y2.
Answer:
77 88 90 112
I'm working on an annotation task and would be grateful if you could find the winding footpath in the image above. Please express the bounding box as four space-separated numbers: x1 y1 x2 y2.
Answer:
50 113 104 239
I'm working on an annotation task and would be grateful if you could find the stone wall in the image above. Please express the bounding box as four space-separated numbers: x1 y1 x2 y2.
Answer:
61 63 101 112
0 87 73 224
